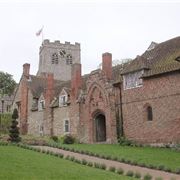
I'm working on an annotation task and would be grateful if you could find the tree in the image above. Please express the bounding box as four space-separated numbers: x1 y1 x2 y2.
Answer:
0 71 16 96
9 108 21 142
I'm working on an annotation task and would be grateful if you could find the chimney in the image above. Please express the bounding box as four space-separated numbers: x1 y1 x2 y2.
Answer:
46 73 54 106
23 63 30 78
71 63 82 99
102 52 112 80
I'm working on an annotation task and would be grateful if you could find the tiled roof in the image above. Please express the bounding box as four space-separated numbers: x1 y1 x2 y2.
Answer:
121 36 180 77
27 75 64 98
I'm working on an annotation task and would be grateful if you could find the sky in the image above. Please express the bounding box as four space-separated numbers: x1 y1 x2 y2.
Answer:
0 0 180 82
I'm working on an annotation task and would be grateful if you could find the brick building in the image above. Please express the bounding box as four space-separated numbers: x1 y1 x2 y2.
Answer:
13 37 180 143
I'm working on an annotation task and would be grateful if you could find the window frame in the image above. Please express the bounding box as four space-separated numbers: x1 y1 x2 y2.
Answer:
51 53 59 64
64 119 70 133
123 70 144 90
147 106 153 121
59 95 68 107
38 99 45 111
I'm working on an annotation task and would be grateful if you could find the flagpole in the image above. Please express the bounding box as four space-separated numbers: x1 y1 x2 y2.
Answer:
42 26 44 43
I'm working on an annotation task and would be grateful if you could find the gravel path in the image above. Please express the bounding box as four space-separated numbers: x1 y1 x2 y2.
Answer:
33 146 180 180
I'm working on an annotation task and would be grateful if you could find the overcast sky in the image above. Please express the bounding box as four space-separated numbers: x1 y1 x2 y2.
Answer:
0 0 179 82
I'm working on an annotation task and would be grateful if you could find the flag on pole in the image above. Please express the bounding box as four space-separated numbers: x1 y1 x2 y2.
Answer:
36 26 43 36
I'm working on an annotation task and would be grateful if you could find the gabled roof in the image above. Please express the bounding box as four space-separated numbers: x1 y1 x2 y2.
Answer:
121 36 180 77
27 75 64 98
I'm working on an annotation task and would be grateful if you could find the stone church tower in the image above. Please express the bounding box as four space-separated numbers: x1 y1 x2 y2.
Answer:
37 39 81 81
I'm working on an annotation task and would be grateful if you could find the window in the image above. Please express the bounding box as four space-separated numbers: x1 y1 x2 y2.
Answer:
39 125 43 136
66 54 72 65
52 53 58 64
123 70 143 90
147 106 153 121
38 100 45 111
32 98 38 110
64 120 70 133
59 50 66 58
6 105 11 112
59 95 67 106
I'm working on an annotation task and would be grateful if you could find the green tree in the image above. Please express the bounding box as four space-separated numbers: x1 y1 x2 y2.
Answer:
0 71 16 96
9 108 21 142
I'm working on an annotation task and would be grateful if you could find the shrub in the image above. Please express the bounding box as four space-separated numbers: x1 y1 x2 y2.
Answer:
99 163 106 170
126 170 134 177
164 167 172 172
65 155 70 160
42 149 46 153
81 159 88 165
120 158 125 162
125 159 131 164
105 155 111 160
175 168 180 174
158 165 165 171
87 162 93 167
9 109 21 143
134 172 141 179
74 159 81 164
148 164 155 169
89 152 94 156
58 153 64 158
155 177 163 180
143 173 152 180
100 154 106 159
50 136 59 142
63 134 75 144
132 160 138 166
117 168 124 175
118 136 133 146
94 162 100 168
69 156 74 161
139 162 146 167
112 156 118 161
109 166 116 172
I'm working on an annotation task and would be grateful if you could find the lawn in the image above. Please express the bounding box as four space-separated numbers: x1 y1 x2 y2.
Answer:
57 143 180 171
0 145 134 180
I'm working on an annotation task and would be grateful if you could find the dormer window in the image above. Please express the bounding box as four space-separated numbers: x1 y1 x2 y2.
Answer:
59 95 67 106
52 53 58 64
123 70 143 90
38 99 45 111
31 98 38 111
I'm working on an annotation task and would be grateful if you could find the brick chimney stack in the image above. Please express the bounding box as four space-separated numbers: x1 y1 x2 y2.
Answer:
71 63 82 99
44 73 54 136
46 73 54 105
20 63 30 135
102 52 112 80
23 63 30 78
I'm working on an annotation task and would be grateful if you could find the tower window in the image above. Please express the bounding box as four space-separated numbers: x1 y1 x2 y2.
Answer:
66 54 72 65
147 106 153 121
52 53 58 64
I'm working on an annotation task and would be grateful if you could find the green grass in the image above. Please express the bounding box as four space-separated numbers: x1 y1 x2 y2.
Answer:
0 146 134 180
57 143 180 171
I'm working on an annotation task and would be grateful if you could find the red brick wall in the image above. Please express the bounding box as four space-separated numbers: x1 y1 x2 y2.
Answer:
71 63 82 100
80 69 117 143
122 72 180 143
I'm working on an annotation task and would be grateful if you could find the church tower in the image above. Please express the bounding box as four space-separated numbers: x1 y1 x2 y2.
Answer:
37 39 81 81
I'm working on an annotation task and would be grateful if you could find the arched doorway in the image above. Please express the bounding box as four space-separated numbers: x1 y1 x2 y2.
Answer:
95 114 106 142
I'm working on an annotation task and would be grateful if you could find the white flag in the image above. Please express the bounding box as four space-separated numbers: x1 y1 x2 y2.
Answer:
36 27 43 36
